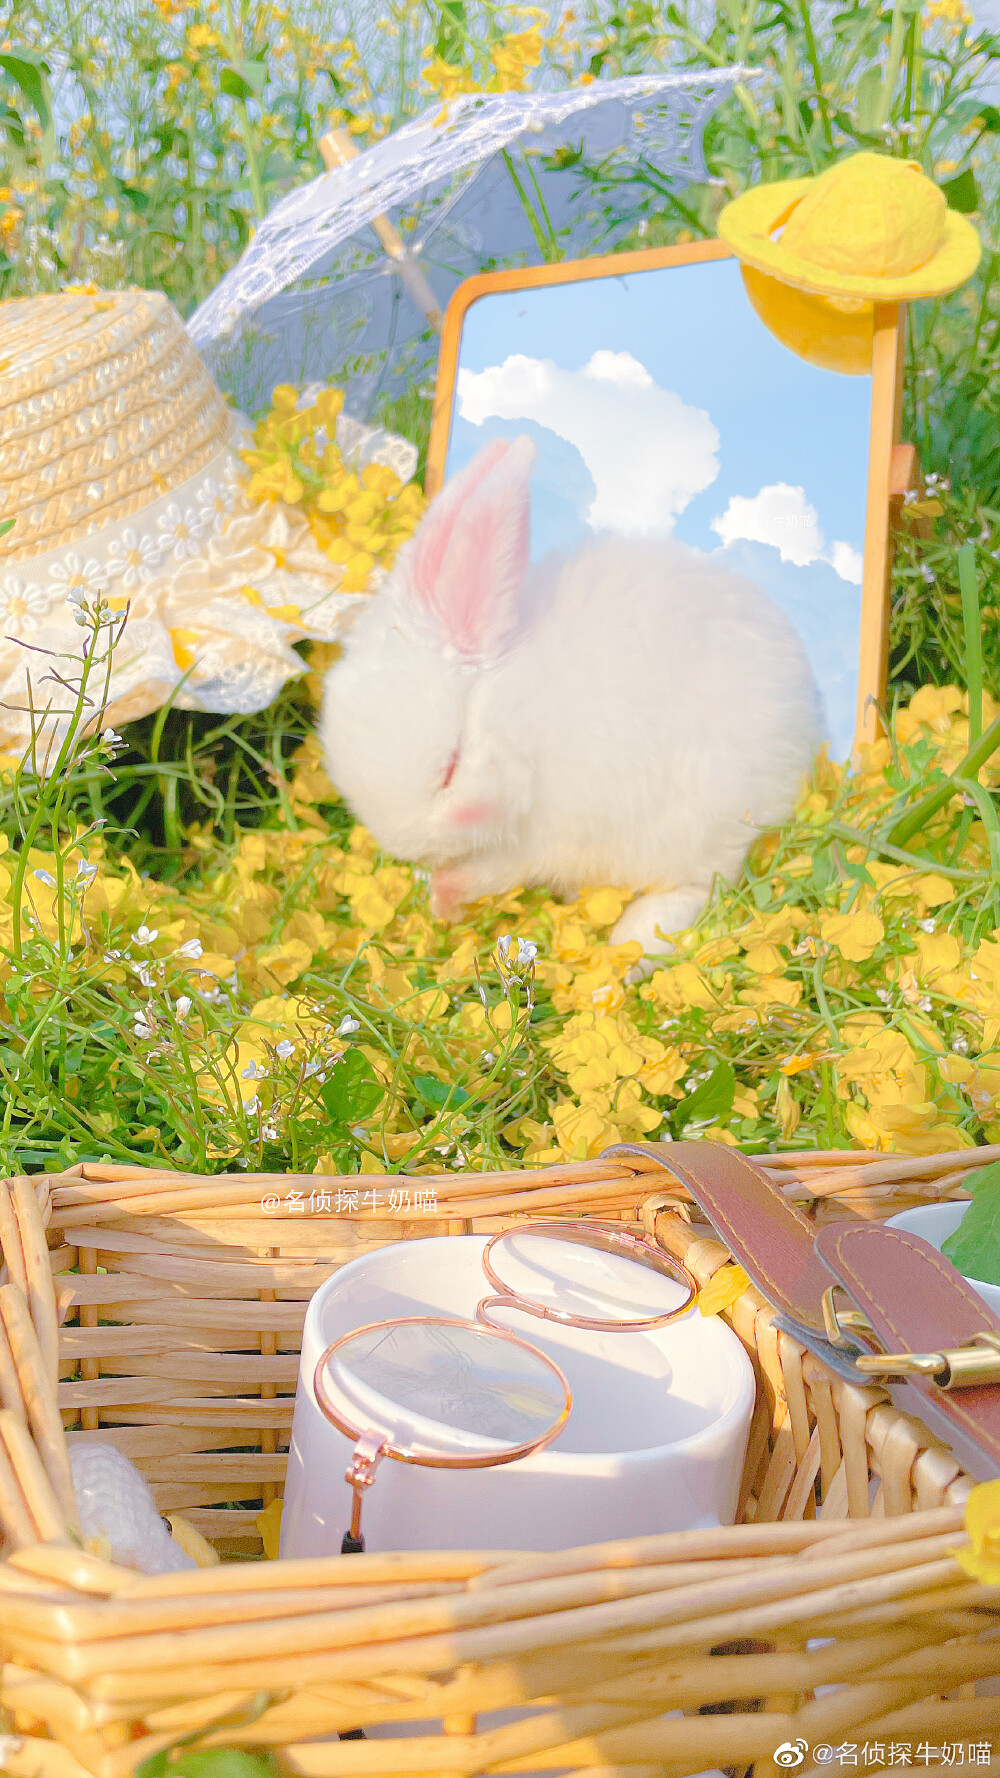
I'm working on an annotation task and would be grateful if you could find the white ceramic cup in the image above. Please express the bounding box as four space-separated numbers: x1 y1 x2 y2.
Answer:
281 1234 755 1560
885 1201 1000 1316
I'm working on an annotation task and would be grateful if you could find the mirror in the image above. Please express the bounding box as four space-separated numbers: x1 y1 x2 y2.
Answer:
427 242 901 763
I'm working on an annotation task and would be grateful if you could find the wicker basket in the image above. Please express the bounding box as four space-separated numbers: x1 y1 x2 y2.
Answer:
1 1144 1000 1778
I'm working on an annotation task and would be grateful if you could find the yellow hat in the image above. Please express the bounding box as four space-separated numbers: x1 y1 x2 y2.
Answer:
739 263 875 375
718 152 981 302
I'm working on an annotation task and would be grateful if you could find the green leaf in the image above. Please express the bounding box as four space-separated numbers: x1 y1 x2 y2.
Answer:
319 1049 382 1125
841 856 875 887
434 0 467 64
0 47 52 130
414 1073 469 1112
940 168 979 214
137 1751 277 1778
812 847 835 892
941 1161 1000 1286
220 61 268 101
679 1060 735 1128
854 67 884 135
0 519 14 539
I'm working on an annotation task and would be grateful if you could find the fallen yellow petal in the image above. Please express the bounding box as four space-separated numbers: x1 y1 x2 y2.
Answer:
698 1264 749 1317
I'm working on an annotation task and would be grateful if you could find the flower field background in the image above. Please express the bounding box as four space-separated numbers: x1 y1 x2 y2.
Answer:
2 0 1000 1174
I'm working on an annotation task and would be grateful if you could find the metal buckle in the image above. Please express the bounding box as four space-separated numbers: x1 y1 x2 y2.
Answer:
821 1286 873 1350
822 1287 1000 1391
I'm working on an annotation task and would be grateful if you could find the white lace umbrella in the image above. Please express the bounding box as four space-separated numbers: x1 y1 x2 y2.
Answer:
188 72 750 417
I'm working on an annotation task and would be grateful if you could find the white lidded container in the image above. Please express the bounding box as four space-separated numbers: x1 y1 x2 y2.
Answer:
281 1232 755 1559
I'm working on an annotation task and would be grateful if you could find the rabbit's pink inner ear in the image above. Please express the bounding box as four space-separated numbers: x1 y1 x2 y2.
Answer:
411 439 512 607
435 442 533 659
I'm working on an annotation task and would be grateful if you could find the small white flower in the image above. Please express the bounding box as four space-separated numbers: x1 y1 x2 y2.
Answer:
304 1059 323 1077
497 934 512 960
262 1122 278 1141
918 918 936 933
175 995 192 1020
244 1095 260 1116
481 1050 496 1065
177 937 204 960
917 995 932 1012
516 938 538 965
876 987 892 1004
275 1039 295 1059
199 985 222 1004
105 526 162 588
130 962 156 989
156 502 202 563
133 925 158 946
336 1015 360 1036
33 869 56 888
76 859 98 885
920 563 935 584
952 1034 970 1054
102 729 125 750
242 1060 268 1081
133 1012 156 1040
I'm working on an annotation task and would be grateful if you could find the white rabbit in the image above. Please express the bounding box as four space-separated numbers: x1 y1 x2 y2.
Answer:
320 435 821 956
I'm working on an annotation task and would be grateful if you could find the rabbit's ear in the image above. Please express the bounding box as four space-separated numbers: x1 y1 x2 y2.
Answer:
409 435 535 659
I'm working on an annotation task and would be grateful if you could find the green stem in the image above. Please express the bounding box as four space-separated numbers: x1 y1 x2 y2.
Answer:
501 148 552 261
812 955 840 1044
235 100 267 219
958 542 983 747
820 1059 836 1147
797 0 834 150
887 710 1000 847
874 0 909 131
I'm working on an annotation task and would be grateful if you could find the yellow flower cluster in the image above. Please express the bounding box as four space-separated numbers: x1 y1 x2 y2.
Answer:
422 8 551 101
924 0 974 27
241 385 426 592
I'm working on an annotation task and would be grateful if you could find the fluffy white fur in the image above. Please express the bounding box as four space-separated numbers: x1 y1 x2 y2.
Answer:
320 435 820 955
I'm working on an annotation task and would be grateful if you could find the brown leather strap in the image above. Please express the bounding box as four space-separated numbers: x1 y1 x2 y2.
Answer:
603 1142 833 1334
816 1222 1000 1479
604 1141 1000 1478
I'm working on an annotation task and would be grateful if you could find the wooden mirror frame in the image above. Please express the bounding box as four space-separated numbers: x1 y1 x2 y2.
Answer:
426 238 903 756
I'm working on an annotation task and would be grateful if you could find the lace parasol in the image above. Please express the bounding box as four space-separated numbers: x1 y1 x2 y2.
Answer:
188 71 752 417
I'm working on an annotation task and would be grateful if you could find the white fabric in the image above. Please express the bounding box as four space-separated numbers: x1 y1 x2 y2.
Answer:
70 1443 197 1574
188 74 750 354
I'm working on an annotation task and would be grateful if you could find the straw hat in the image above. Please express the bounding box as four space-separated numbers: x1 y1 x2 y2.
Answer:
719 153 981 373
0 289 416 763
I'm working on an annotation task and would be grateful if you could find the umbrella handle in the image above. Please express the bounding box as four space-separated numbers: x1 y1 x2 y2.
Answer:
320 127 444 336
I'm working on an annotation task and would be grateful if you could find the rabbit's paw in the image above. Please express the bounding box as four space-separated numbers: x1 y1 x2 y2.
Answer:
612 888 708 969
429 866 471 922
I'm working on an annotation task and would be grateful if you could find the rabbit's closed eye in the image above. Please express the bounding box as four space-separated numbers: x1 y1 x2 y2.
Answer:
439 745 460 791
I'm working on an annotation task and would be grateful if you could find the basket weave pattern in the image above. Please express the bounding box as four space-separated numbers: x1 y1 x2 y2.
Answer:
0 1146 998 1778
